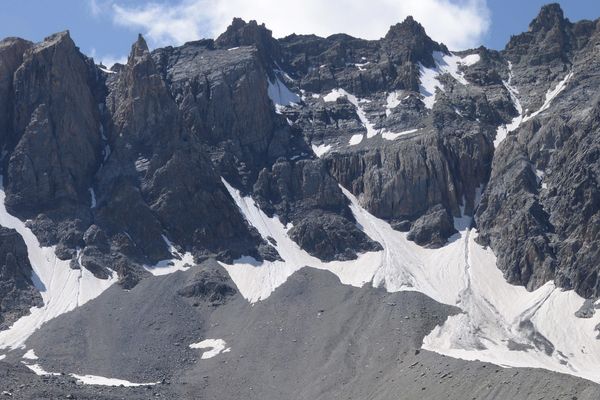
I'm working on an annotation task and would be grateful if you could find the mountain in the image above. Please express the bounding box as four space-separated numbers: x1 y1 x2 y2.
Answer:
0 3 599 399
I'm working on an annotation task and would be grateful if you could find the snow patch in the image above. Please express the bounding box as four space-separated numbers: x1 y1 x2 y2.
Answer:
143 235 195 276
189 338 231 359
23 359 158 386
23 363 61 376
0 354 5 360
89 188 97 209
382 129 418 141
220 178 600 384
385 91 402 117
348 134 364 146
0 177 117 350
534 168 547 189
24 361 157 386
98 66 116 74
134 157 150 172
353 61 370 71
324 89 378 138
71 374 159 387
311 143 332 158
267 75 300 113
419 52 480 109
23 349 38 360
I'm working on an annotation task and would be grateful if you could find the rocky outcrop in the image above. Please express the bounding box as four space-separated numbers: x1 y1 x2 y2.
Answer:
0 227 42 329
154 32 378 261
407 205 457 248
101 34 266 264
326 130 492 225
6 31 102 215
154 42 283 175
215 17 283 70
177 268 237 305
288 210 382 261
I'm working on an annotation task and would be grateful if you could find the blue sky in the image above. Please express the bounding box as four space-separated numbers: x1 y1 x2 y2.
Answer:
0 1 598 66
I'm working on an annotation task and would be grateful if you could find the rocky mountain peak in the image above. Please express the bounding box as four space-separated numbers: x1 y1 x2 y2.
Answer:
385 16 426 41
383 16 443 67
529 3 567 33
504 3 576 68
216 18 274 47
21 30 79 66
215 17 282 67
34 30 73 51
128 33 149 65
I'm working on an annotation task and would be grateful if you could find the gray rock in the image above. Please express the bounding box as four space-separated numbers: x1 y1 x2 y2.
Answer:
407 205 457 248
6 31 101 215
0 227 42 329
288 210 382 261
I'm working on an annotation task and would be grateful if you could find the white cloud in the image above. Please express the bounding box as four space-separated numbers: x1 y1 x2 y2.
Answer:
108 0 490 50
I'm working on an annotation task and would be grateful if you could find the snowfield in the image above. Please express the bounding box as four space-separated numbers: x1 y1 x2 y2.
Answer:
220 178 600 384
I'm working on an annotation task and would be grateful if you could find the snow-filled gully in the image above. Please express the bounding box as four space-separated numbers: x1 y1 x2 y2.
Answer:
220 178 600 384
494 64 574 147
0 177 117 350
494 62 523 147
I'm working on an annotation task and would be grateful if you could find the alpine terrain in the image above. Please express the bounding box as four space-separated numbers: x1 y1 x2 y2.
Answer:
1 3 600 399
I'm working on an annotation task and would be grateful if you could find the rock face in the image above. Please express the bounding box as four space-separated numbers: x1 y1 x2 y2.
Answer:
1 4 600 398
0 37 31 152
476 5 600 297
0 227 42 329
101 34 264 265
7 31 102 215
